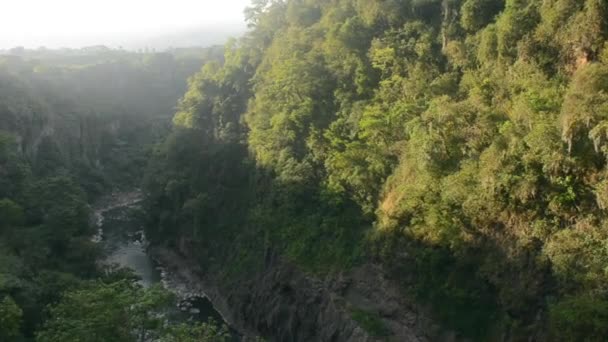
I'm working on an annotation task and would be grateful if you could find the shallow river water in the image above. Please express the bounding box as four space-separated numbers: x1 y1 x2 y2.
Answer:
93 191 229 328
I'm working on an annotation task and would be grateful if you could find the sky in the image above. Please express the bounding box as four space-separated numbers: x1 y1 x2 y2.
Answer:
0 0 251 49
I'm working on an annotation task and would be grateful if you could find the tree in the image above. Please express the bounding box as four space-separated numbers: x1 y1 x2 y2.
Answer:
0 198 24 230
36 281 172 342
461 0 505 32
0 296 22 341
160 321 231 342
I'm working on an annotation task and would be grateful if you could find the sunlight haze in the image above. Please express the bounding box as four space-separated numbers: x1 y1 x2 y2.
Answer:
0 0 251 49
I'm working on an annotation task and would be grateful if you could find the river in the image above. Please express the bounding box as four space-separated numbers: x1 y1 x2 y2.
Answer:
92 191 230 329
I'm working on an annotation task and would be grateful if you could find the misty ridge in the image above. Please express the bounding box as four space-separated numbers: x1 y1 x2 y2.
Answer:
0 24 246 54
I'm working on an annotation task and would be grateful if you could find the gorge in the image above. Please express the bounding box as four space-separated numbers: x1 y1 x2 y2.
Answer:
2 0 608 341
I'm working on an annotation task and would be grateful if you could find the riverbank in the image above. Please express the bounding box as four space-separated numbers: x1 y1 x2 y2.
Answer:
91 191 232 333
91 189 144 243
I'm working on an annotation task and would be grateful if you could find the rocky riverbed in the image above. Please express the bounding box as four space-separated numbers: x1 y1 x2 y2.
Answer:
91 190 230 329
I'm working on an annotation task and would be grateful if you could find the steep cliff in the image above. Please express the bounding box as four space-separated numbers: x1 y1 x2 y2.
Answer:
150 247 451 342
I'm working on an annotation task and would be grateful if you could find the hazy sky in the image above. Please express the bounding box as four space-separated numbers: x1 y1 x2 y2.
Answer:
0 0 251 49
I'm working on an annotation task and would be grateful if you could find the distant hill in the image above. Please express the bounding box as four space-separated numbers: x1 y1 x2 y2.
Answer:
0 24 246 52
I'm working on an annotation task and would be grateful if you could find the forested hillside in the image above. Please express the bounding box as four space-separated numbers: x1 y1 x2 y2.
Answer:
144 0 608 340
0 47 230 340
0 47 223 195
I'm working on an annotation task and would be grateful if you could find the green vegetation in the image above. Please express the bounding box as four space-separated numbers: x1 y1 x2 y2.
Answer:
143 0 608 340
36 281 171 342
160 320 231 342
1 0 607 340
0 46 230 340
37 280 230 342
350 309 390 337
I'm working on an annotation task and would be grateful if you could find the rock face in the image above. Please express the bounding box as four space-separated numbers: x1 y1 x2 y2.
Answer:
149 247 451 342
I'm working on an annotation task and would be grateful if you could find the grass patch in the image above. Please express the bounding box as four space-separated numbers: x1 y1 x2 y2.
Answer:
350 308 391 337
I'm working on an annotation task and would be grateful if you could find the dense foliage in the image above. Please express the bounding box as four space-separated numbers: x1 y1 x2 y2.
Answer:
0 47 228 340
36 280 230 342
144 0 608 340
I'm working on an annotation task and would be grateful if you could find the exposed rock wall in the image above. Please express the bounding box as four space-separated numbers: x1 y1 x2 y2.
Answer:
149 247 451 342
